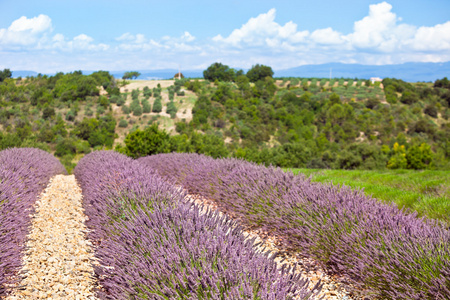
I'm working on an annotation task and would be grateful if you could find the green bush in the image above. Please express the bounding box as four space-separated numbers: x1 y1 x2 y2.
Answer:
142 99 151 113
110 94 121 104
65 110 76 121
122 105 131 114
116 96 126 106
85 107 94 116
166 101 178 118
132 105 143 116
119 119 128 128
96 106 105 115
152 98 162 113
55 138 77 157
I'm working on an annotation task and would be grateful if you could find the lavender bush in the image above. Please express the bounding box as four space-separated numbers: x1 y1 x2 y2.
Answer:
74 151 317 300
0 148 67 296
140 153 450 299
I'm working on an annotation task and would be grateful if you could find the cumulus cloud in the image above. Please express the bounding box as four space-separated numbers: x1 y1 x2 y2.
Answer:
310 28 345 45
211 3 450 66
213 8 309 47
0 14 52 47
410 21 450 51
0 14 108 51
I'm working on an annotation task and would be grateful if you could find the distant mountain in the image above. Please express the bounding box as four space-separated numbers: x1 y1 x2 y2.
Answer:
10 62 450 82
11 70 39 78
274 62 450 82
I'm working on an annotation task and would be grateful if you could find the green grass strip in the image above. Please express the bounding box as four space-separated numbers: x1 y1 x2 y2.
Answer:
286 168 450 225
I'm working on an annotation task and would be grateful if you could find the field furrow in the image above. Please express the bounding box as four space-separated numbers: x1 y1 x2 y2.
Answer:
7 175 98 300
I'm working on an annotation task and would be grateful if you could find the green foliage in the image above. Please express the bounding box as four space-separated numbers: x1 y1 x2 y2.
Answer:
0 69 12 82
109 94 121 104
65 109 76 121
246 64 274 82
132 105 143 116
42 106 55 120
203 62 236 82
74 115 116 147
55 137 77 157
123 123 171 158
152 97 162 113
98 96 110 108
141 99 151 113
424 104 438 118
122 71 141 80
406 143 433 169
119 119 128 128
131 89 140 100
122 105 131 114
166 101 178 118
96 106 106 115
143 86 152 98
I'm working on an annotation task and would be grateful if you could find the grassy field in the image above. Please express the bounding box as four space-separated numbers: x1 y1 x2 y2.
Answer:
287 168 450 225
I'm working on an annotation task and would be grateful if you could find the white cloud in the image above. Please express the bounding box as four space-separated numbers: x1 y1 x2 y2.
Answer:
211 3 450 67
213 8 309 47
0 15 108 52
310 28 344 45
181 31 195 42
348 2 398 49
115 31 199 53
0 14 52 47
410 21 450 51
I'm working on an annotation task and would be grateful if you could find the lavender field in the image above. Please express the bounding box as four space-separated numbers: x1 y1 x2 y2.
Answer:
0 148 66 296
140 153 450 299
74 151 318 299
1 148 449 299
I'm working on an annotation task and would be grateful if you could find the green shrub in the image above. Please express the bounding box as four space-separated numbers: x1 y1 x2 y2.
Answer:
122 105 131 114
116 96 126 106
119 119 128 128
152 98 162 113
85 107 94 116
142 99 152 113
65 110 76 121
110 94 121 104
132 105 143 116
96 106 105 115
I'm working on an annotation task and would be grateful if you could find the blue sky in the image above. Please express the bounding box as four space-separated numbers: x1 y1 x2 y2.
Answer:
1 0 449 73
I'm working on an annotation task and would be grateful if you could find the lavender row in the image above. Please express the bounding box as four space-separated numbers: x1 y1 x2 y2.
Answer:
139 153 450 299
0 148 67 296
74 151 317 300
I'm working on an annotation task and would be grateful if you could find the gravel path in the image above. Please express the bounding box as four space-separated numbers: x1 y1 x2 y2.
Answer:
7 175 98 300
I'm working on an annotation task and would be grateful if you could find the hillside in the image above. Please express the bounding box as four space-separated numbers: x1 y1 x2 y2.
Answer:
0 69 449 172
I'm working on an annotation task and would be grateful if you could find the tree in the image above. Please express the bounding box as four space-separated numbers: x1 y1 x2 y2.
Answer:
152 97 162 113
246 64 274 82
122 71 141 80
0 69 12 82
406 143 433 169
123 124 171 158
203 62 236 82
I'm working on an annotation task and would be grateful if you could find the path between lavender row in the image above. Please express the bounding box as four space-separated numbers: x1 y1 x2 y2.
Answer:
7 175 98 300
